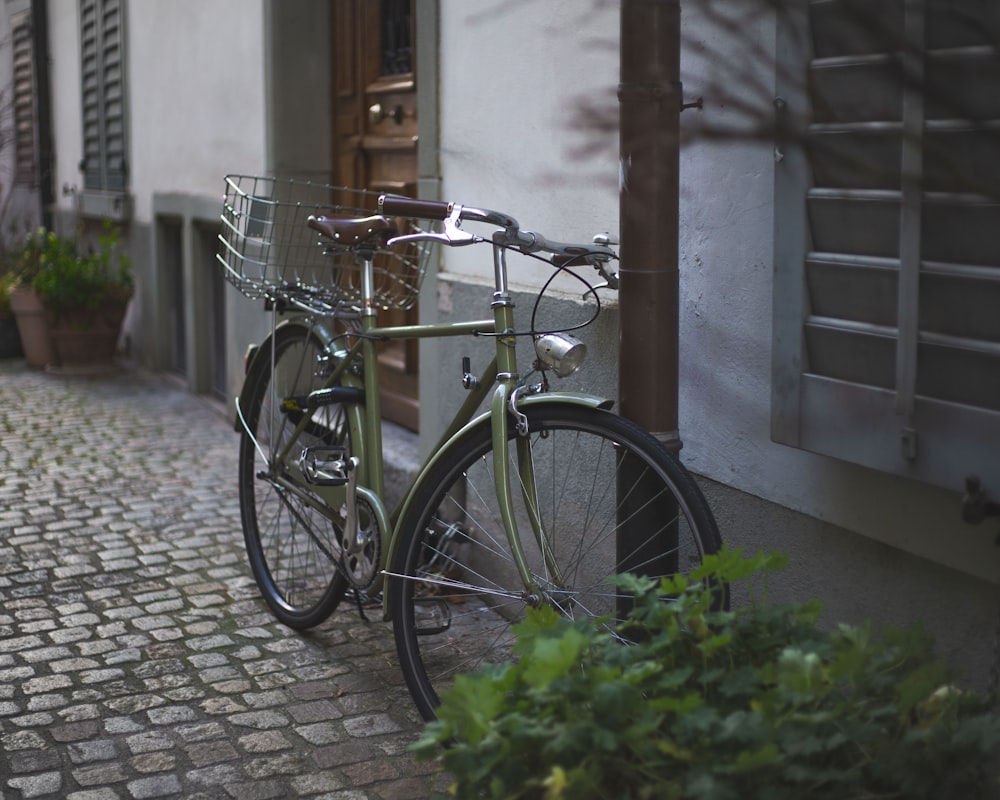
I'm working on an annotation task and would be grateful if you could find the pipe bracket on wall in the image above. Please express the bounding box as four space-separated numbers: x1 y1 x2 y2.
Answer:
961 476 1000 529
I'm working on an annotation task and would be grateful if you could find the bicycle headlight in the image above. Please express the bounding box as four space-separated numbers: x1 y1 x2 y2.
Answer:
534 333 587 378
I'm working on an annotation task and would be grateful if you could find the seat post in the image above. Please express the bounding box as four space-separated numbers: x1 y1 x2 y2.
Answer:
359 250 377 319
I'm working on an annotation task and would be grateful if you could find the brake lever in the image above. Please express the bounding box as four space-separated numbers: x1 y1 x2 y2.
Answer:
388 203 484 247
593 265 619 291
590 233 619 290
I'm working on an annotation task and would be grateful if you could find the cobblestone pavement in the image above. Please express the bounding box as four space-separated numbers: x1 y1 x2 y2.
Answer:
0 361 443 800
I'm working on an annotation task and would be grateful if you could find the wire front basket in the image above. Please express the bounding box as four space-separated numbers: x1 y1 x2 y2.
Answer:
217 175 434 316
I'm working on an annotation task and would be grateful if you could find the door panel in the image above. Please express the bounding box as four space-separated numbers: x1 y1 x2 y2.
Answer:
332 0 419 431
332 1 367 191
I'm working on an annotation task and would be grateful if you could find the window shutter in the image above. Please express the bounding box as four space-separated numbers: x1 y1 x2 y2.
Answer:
772 0 1000 491
80 0 127 192
12 12 36 187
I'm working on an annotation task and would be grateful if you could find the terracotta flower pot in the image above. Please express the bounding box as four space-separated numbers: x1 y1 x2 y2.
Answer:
47 293 131 369
9 287 54 368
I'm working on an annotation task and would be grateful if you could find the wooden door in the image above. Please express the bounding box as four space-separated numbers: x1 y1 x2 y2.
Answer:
332 0 420 431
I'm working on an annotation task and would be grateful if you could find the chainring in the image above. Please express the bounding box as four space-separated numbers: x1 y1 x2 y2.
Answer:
340 496 381 590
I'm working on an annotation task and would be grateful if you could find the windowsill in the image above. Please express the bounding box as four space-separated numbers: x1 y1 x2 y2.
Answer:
78 190 132 221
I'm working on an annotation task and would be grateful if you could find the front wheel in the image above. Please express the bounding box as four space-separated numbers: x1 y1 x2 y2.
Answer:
390 404 723 721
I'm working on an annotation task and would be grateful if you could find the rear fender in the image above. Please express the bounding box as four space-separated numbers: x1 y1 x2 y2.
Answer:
233 319 345 432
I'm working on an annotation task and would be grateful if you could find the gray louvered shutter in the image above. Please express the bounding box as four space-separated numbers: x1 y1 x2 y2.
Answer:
772 0 1000 491
80 0 127 192
12 11 36 187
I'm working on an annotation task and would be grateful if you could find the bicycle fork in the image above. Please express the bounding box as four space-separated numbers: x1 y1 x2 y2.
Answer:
490 379 569 607
487 251 564 606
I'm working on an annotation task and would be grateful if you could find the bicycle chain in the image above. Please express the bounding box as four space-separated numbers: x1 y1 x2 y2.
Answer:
273 480 379 592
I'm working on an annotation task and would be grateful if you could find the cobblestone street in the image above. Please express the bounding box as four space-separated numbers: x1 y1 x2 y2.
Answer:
0 362 438 799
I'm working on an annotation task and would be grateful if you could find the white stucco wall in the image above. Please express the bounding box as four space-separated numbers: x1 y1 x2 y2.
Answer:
126 0 268 222
47 0 268 225
438 0 620 287
436 1 1000 584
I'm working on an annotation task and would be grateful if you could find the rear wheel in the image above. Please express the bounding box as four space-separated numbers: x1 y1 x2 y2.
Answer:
390 404 723 720
238 325 350 629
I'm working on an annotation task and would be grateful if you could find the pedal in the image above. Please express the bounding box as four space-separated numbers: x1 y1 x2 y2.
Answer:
299 446 353 486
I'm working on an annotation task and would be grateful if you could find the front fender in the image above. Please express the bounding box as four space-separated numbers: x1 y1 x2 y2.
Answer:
381 391 614 618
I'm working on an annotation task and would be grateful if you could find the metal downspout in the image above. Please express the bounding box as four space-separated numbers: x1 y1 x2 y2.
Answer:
618 0 682 452
616 0 683 592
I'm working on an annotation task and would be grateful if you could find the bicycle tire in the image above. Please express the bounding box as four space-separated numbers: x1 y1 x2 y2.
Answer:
238 324 350 629
390 403 723 721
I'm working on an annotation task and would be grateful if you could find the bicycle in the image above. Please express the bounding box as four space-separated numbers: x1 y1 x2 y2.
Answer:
217 175 724 721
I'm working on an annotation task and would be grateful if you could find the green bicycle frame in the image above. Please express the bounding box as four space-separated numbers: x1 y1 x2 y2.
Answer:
240 240 613 618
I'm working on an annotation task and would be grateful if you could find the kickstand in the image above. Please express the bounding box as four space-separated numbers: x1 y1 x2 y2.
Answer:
351 590 370 622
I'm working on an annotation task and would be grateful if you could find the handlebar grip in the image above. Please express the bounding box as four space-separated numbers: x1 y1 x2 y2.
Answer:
378 194 451 221
551 251 592 267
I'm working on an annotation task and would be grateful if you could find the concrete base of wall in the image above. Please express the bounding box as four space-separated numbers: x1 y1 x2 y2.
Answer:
702 476 999 692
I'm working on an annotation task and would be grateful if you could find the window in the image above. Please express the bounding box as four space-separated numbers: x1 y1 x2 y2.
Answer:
380 0 412 75
79 0 127 194
11 10 36 186
772 0 1000 493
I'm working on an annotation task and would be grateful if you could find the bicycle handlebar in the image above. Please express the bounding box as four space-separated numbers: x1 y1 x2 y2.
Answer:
379 195 521 235
377 194 619 271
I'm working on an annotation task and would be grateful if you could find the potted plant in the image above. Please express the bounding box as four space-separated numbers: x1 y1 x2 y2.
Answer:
31 223 133 369
7 229 57 368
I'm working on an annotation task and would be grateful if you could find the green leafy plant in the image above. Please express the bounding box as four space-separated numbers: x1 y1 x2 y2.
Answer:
0 227 65 313
0 269 16 314
30 223 132 316
414 549 1000 800
11 227 71 286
